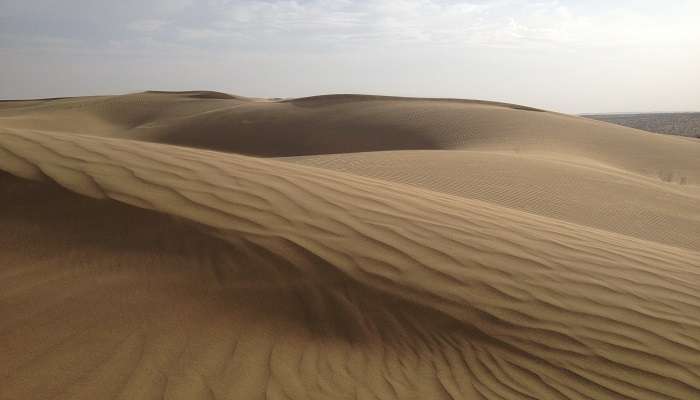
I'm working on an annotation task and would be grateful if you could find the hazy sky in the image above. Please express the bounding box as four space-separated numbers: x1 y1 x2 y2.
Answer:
1 0 699 113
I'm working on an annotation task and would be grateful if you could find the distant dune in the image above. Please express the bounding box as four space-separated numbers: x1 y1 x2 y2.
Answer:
585 112 700 138
1 91 700 400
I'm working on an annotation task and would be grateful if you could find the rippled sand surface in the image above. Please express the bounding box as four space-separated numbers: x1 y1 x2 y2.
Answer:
1 91 699 400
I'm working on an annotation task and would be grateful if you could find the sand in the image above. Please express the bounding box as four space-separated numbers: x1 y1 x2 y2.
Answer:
1 91 699 399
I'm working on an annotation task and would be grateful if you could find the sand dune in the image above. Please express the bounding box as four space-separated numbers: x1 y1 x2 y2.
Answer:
1 92 699 399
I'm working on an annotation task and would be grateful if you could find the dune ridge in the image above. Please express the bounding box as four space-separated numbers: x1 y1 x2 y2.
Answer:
2 125 700 399
1 92 700 399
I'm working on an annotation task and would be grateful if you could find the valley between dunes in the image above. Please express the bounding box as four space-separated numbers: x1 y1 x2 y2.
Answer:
1 91 699 400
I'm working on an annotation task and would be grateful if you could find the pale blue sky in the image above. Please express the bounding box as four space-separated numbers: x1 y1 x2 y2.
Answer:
1 0 699 113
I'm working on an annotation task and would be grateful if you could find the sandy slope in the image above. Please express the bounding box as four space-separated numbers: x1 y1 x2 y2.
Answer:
1 92 700 399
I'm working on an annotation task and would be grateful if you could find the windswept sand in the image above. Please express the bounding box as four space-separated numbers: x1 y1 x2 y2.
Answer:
1 91 699 399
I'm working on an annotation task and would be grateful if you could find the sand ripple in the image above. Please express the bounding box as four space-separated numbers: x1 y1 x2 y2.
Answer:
1 93 700 399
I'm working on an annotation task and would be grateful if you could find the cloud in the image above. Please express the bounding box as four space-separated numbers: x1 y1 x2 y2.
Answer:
2 0 698 54
2 0 699 113
127 19 168 33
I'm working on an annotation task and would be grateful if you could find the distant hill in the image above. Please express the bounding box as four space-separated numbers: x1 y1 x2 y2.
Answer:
584 112 700 138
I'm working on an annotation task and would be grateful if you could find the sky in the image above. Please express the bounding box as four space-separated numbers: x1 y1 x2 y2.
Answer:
1 0 699 113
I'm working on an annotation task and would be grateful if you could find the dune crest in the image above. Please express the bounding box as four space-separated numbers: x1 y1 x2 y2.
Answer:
1 92 700 399
2 125 700 399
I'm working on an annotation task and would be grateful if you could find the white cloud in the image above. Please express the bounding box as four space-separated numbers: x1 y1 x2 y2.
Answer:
165 0 698 50
2 0 699 112
3 0 698 52
127 19 168 33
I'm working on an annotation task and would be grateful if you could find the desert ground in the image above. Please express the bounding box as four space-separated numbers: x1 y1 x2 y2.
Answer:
585 112 700 138
1 91 700 400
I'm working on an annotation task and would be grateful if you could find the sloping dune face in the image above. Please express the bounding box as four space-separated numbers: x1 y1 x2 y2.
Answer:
1 92 700 400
